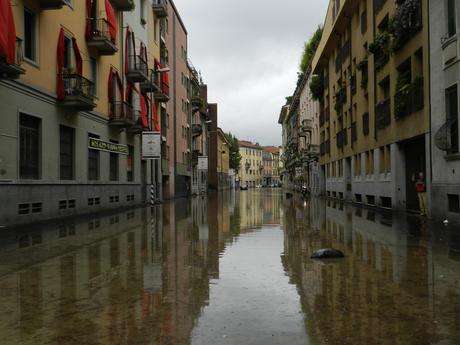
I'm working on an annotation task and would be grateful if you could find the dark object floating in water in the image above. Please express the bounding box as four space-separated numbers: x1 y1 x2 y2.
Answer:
311 248 344 259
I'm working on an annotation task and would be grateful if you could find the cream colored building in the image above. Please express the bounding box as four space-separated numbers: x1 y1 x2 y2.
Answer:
238 140 263 187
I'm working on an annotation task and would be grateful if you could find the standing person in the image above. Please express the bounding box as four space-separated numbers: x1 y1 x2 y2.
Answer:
415 172 427 216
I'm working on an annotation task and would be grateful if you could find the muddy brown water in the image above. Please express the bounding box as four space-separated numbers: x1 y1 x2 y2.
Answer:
0 190 459 344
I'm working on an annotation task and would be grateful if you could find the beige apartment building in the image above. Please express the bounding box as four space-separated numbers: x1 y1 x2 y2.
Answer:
238 140 263 187
313 0 429 212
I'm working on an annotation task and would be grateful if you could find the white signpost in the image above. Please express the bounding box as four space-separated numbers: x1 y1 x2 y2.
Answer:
197 156 208 170
142 132 161 205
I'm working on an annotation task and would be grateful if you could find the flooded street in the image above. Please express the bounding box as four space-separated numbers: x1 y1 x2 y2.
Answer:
0 190 459 345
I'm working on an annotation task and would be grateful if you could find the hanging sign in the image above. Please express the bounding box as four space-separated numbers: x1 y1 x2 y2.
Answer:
142 132 161 159
198 156 208 170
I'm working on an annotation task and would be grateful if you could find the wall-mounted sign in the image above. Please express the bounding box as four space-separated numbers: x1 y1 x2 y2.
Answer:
88 138 128 155
198 156 208 170
142 132 161 159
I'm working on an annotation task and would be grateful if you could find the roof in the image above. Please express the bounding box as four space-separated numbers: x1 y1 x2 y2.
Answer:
238 140 262 149
263 146 280 155
169 0 188 35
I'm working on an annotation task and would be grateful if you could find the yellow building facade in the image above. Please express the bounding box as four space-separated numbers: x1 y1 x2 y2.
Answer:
313 0 430 212
0 0 172 226
238 140 263 188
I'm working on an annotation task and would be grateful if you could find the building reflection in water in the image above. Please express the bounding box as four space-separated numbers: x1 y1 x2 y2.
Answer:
0 190 458 345
282 196 460 345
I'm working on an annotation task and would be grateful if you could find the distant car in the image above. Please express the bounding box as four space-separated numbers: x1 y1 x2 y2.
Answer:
240 184 248 190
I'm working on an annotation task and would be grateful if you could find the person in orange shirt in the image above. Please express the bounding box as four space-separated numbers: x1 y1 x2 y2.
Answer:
415 172 427 216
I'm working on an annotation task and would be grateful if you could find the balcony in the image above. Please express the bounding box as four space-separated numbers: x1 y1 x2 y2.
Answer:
394 77 424 119
128 110 148 134
192 124 203 137
298 119 313 137
140 69 161 93
0 38 25 79
38 0 69 9
152 0 168 17
191 97 204 113
192 150 201 166
126 55 148 83
110 0 134 11
153 72 170 102
109 102 135 127
59 73 95 111
375 98 391 129
86 19 117 55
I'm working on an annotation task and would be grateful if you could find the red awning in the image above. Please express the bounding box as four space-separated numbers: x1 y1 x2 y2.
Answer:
72 37 83 75
0 0 17 65
56 28 65 99
152 101 160 132
85 0 94 40
126 82 149 129
105 0 117 41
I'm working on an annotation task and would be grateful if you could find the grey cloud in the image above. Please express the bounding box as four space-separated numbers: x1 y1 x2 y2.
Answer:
174 0 328 146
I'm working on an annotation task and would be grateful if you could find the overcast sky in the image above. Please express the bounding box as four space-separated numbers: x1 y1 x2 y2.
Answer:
173 0 328 147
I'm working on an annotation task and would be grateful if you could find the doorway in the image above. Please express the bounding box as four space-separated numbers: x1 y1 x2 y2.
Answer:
402 136 426 212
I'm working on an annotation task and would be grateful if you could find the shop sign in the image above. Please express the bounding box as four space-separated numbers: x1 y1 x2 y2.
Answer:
88 138 128 155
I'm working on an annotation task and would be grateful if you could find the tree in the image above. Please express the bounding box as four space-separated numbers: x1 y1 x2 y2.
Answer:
224 132 242 172
299 26 323 72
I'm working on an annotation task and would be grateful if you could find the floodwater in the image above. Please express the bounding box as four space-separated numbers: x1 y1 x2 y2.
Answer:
0 190 459 345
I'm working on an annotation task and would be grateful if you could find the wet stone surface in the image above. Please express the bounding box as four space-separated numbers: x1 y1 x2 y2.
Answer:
0 190 459 344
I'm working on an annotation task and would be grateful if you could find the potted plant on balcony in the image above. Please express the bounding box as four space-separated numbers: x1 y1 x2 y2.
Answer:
369 31 392 71
309 75 324 101
392 0 422 51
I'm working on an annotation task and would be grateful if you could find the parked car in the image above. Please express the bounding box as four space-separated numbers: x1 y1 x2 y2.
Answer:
240 184 248 190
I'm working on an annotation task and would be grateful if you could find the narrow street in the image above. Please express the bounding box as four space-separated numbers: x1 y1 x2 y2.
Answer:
0 190 459 345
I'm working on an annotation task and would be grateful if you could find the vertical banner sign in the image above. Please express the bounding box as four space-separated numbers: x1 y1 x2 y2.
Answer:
142 132 161 159
197 156 208 170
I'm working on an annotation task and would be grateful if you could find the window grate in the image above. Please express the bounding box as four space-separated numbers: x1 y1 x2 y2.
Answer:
18 203 30 215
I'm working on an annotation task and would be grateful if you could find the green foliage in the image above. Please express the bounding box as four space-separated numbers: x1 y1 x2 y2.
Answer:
285 96 293 105
224 132 242 172
299 26 323 72
309 75 324 101
369 31 392 71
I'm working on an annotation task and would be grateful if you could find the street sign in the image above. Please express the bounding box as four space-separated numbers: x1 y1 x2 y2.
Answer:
198 156 208 170
142 132 161 159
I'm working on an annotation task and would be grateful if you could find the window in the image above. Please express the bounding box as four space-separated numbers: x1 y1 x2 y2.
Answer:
361 9 367 34
127 145 134 182
20 114 40 180
448 194 460 213
448 0 457 37
109 141 119 181
446 84 459 153
24 8 37 62
60 125 74 180
88 134 99 181
354 154 361 176
63 36 72 70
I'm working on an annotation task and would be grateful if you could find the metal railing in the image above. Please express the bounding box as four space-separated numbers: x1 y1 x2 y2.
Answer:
63 73 95 99
87 18 113 42
110 102 134 123
128 54 148 76
394 77 424 119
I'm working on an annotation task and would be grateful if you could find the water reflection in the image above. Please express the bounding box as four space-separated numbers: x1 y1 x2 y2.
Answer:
282 195 460 345
0 191 459 344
